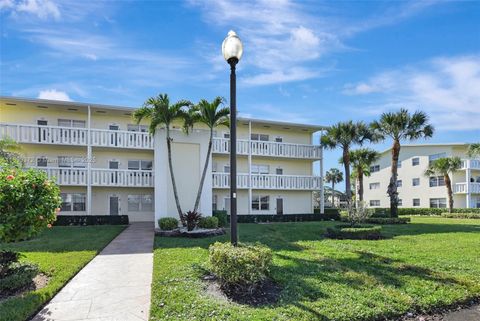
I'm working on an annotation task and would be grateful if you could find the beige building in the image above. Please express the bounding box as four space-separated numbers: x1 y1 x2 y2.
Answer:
363 144 480 209
0 96 325 225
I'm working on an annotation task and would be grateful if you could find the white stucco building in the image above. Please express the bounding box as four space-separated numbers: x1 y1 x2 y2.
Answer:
363 143 480 209
0 96 325 226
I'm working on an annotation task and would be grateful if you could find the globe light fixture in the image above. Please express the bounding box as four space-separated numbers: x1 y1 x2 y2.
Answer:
222 30 243 64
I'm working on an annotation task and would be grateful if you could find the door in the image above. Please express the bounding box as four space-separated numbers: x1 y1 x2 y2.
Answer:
109 196 119 215
276 198 283 215
109 125 119 146
37 120 48 142
109 161 119 184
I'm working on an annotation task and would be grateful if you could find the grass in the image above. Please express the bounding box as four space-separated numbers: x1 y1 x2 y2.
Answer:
0 225 125 321
150 217 480 321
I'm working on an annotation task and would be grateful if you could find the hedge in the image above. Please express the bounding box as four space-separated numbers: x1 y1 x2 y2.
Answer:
212 210 228 227
325 224 382 240
372 208 480 216
54 215 129 226
366 217 411 225
441 212 480 219
227 210 340 224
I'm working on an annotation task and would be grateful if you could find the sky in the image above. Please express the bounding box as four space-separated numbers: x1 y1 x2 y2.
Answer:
1 0 479 188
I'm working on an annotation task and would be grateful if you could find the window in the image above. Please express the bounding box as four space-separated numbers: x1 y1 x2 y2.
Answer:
58 156 85 168
37 157 48 167
369 182 380 190
370 200 380 206
128 194 154 212
412 157 420 166
412 178 420 186
275 137 283 143
251 133 269 141
60 193 86 212
429 176 445 187
396 180 403 187
212 195 217 211
276 168 283 175
429 153 446 164
128 160 153 170
127 124 148 132
251 164 269 174
430 198 447 208
398 199 403 206
370 165 380 173
413 198 420 207
252 195 270 210
223 133 230 139
224 165 230 173
58 119 86 128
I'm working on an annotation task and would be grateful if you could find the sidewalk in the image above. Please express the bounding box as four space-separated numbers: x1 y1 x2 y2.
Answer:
33 222 154 321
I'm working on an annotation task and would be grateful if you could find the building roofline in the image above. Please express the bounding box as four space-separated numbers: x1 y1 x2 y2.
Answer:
378 142 470 154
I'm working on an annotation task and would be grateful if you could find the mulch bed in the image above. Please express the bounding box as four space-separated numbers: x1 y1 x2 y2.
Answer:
0 273 49 302
397 298 480 321
155 227 226 238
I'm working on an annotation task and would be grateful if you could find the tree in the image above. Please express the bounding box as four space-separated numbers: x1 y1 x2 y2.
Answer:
371 109 434 217
467 143 480 158
189 97 230 212
343 148 379 204
324 168 343 206
321 121 373 203
133 94 192 223
0 137 22 165
425 157 461 213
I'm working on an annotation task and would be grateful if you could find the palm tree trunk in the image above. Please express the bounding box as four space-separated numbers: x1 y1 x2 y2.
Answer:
445 174 454 213
343 147 351 203
388 139 400 217
193 130 213 212
358 167 364 202
332 182 335 206
166 127 184 225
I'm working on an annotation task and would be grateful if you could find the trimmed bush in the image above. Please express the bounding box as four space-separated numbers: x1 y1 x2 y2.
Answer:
0 166 61 242
54 215 129 226
209 242 272 287
198 216 219 229
0 262 39 293
366 217 411 224
441 212 480 219
230 211 341 224
326 224 382 240
213 210 228 227
372 207 480 216
158 217 179 230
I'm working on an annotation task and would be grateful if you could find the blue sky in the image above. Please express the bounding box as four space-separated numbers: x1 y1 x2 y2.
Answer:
1 0 479 185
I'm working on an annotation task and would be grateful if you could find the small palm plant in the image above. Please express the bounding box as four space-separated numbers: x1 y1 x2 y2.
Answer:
133 94 192 224
325 168 343 206
425 157 461 213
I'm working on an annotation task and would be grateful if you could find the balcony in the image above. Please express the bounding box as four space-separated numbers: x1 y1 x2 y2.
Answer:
460 159 480 170
33 167 154 187
454 182 480 194
212 172 321 190
0 123 153 149
212 137 321 159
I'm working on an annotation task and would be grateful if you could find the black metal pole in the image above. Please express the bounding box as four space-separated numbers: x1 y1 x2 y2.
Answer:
228 57 238 246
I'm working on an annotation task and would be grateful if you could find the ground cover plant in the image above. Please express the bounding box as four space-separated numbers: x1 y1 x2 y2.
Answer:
151 217 480 321
0 225 125 321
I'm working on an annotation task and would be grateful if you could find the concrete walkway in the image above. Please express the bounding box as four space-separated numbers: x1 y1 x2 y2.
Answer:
33 222 154 321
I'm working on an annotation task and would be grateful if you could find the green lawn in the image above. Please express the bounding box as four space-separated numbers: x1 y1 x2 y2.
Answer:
150 217 480 321
0 225 125 321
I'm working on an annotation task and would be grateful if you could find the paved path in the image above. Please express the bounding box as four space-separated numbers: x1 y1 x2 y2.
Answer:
444 305 480 321
33 222 154 321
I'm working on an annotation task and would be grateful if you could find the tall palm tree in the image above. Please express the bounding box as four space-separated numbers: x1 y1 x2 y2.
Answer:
189 97 230 212
321 121 373 203
425 157 461 213
133 94 192 222
371 109 434 217
0 137 21 165
324 168 343 206
467 143 480 158
342 148 379 203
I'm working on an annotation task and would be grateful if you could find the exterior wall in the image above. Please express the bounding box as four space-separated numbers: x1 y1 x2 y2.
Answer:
363 144 479 209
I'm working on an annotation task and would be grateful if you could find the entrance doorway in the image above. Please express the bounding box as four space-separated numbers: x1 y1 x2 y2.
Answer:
109 196 119 215
276 198 283 215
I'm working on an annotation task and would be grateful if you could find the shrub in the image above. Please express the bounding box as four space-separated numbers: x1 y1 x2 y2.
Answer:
326 224 382 240
198 216 219 229
181 211 202 231
0 262 39 293
441 212 480 219
213 210 228 227
55 215 129 226
0 165 61 242
366 217 411 224
371 207 480 216
209 242 272 288
158 217 178 230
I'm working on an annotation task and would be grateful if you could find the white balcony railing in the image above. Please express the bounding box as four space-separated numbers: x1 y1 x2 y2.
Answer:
212 172 321 190
454 182 480 194
212 137 321 159
0 123 153 149
35 167 88 186
460 159 480 170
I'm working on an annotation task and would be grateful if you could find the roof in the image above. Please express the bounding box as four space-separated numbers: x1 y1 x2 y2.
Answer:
378 142 470 154
0 96 326 132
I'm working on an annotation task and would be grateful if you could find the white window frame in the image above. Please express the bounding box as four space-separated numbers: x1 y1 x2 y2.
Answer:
251 133 269 141
61 193 86 212
127 124 148 132
252 195 270 211
396 180 403 187
429 176 445 187
412 178 420 186
413 198 420 207
251 164 269 174
412 157 420 166
58 119 86 128
370 165 380 173
430 198 447 208
58 156 86 168
128 160 153 171
369 200 380 207
369 182 380 190
127 194 154 212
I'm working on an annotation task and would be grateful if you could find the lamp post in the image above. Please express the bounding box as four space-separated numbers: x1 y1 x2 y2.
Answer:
222 30 243 246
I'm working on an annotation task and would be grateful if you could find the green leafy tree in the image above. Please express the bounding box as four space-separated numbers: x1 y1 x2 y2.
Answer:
188 97 230 212
133 94 192 223
324 168 343 206
343 148 379 203
321 121 373 203
0 137 22 165
467 143 480 158
425 157 461 213
371 109 434 217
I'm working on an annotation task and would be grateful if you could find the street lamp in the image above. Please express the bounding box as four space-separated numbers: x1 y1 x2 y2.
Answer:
222 30 243 246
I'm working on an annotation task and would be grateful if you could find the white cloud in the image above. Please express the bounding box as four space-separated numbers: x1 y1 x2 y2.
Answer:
7 0 61 20
38 89 71 101
343 55 480 130
0 0 14 10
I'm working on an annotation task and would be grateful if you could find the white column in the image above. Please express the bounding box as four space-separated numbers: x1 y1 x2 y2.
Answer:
248 121 252 215
319 131 325 214
86 105 92 215
466 162 471 208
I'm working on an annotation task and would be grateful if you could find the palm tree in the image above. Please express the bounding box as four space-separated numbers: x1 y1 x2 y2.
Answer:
371 109 434 217
133 94 192 223
324 168 343 206
467 143 480 158
189 97 230 212
0 137 21 164
425 157 461 213
343 148 379 204
321 121 373 203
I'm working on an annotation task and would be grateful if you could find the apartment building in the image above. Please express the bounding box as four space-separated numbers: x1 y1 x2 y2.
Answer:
0 96 325 225
363 143 480 209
